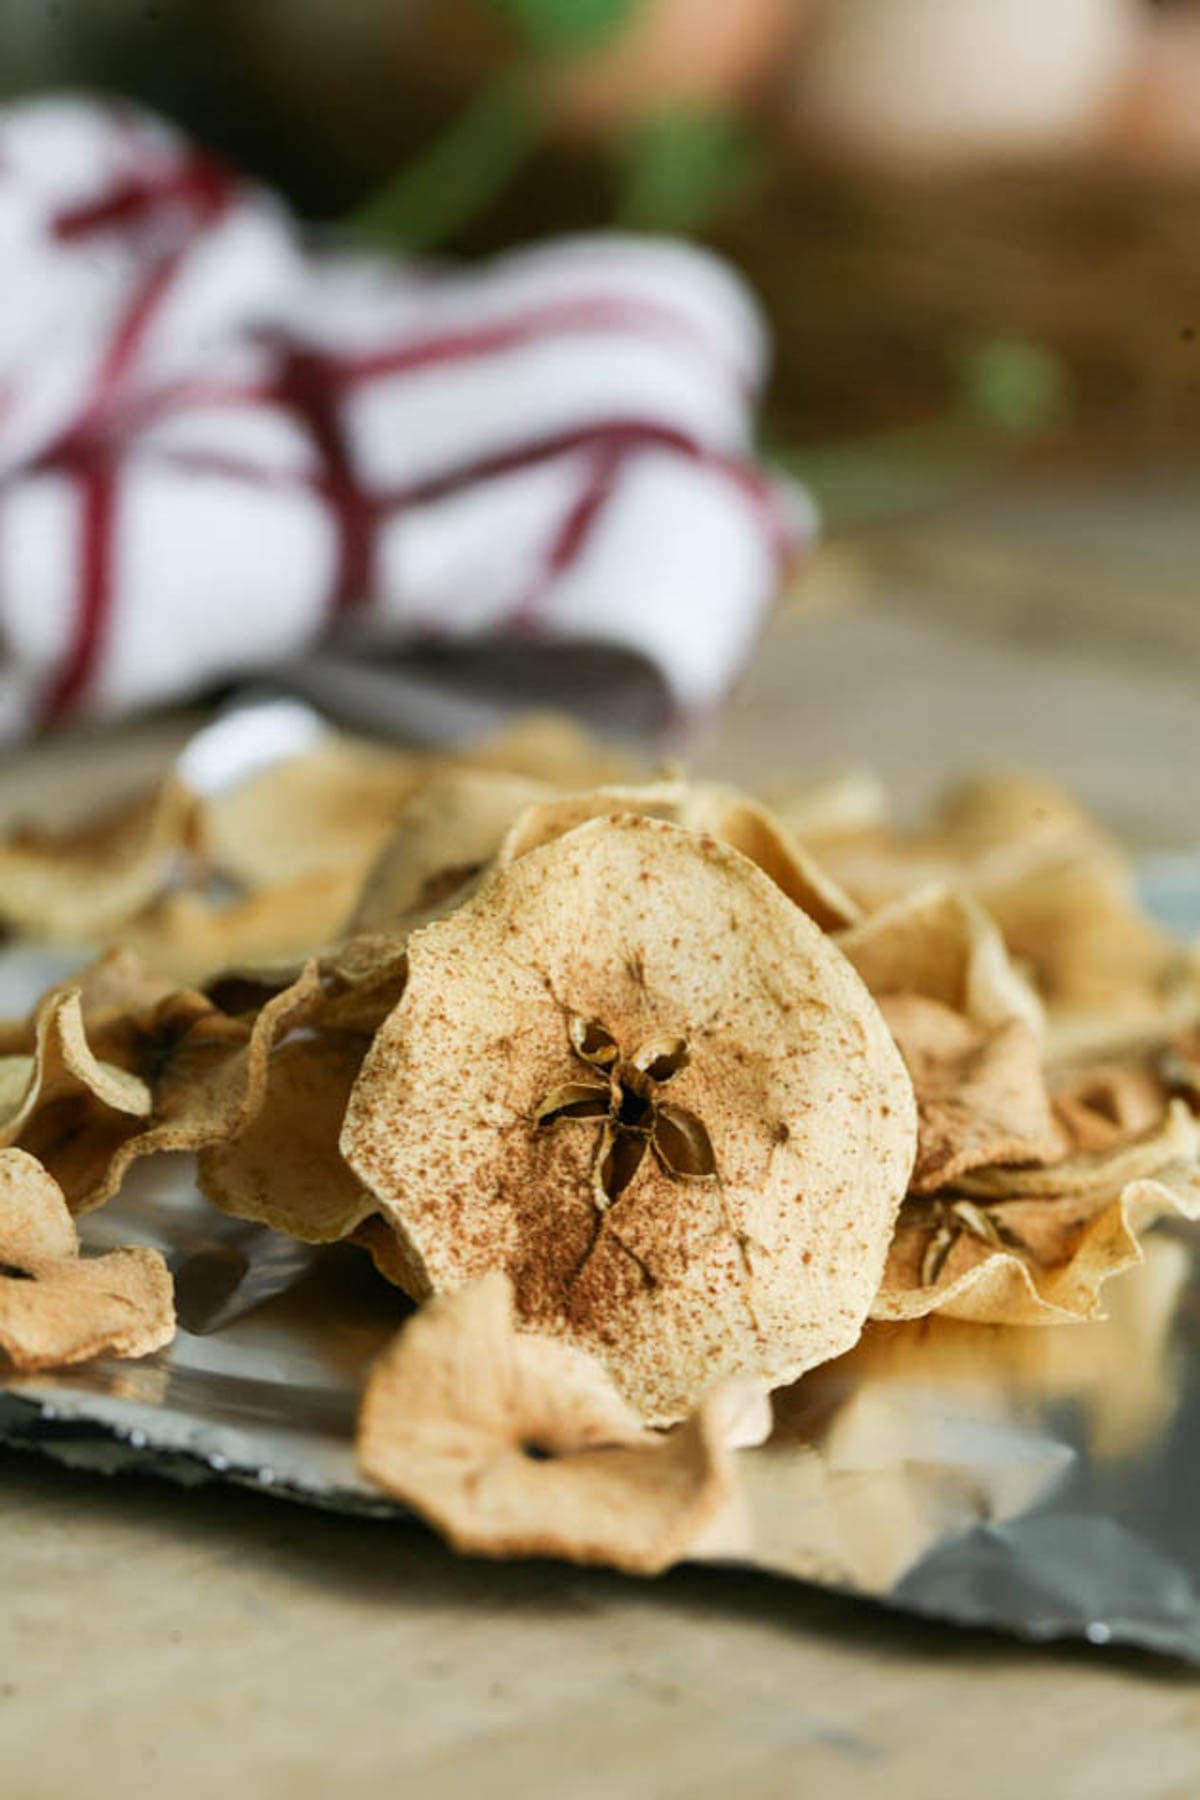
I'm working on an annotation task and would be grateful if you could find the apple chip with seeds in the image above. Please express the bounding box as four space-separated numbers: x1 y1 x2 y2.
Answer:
357 1273 736 1574
341 814 916 1424
874 1100 1200 1325
0 1149 175 1372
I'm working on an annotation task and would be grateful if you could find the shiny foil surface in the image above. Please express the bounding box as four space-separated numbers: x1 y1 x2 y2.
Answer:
2 867 1199 1661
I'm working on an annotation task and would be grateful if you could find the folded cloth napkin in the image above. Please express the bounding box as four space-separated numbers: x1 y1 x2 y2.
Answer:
0 96 810 743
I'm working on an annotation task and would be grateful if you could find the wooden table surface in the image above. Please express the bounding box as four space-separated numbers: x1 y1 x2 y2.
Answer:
2 473 1199 1798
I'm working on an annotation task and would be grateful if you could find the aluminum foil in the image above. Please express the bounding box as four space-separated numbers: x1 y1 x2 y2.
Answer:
3 734 1200 1660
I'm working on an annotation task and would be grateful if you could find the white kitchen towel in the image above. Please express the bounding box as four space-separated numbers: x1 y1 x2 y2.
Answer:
0 95 811 742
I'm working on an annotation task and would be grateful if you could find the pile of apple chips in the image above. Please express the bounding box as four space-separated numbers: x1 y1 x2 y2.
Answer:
1 721 1197 1573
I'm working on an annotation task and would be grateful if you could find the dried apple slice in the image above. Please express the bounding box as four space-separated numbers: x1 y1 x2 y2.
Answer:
874 1101 1200 1325
358 1273 735 1574
342 814 915 1424
0 1149 174 1371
